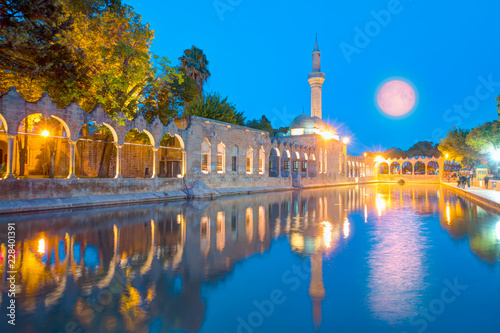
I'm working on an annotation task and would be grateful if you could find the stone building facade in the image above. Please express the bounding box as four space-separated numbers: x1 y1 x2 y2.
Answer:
0 39 379 201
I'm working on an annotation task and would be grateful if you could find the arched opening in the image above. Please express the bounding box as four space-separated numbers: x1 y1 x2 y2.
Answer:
427 161 439 175
308 153 316 178
216 142 226 174
402 161 413 175
228 144 238 173
246 147 253 174
259 147 265 175
76 122 117 178
414 161 426 175
269 148 280 178
159 134 183 178
14 114 70 178
379 162 389 175
281 150 290 178
300 153 308 178
201 139 211 174
122 129 154 178
390 162 401 175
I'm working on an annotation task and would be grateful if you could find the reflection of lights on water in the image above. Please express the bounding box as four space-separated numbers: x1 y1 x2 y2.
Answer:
496 222 500 241
376 194 386 217
343 218 350 239
446 203 451 225
364 204 368 223
38 238 45 254
322 221 332 248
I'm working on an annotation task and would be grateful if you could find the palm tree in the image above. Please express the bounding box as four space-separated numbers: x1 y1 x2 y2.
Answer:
179 46 211 93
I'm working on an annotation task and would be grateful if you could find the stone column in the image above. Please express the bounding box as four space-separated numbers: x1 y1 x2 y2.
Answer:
151 148 158 178
3 135 15 179
181 150 186 177
114 144 123 179
67 140 77 179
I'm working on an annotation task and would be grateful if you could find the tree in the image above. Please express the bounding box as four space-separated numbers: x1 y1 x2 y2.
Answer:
439 127 481 168
407 141 441 158
179 46 210 93
184 92 245 125
141 66 198 123
496 93 500 119
0 0 80 101
466 120 500 153
383 147 407 159
246 115 273 134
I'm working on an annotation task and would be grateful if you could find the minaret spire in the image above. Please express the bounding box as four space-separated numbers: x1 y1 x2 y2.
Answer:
308 35 325 119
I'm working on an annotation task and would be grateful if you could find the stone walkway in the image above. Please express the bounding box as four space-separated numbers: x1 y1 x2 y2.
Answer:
442 182 500 213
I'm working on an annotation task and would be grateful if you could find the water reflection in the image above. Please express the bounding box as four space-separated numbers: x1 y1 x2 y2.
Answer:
0 184 499 332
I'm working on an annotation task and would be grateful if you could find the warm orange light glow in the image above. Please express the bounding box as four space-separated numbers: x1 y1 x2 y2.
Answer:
376 194 386 217
41 130 50 137
322 221 333 248
446 203 451 225
342 137 350 144
320 131 335 140
38 238 46 254
343 218 350 239
375 156 384 163
364 153 367 157
445 154 449 158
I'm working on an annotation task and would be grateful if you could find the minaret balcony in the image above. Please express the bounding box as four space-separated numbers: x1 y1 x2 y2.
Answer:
308 72 325 79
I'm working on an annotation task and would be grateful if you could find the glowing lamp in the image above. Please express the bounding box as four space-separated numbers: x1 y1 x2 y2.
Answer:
342 137 350 144
375 156 384 163
445 154 449 158
42 130 50 137
320 131 334 140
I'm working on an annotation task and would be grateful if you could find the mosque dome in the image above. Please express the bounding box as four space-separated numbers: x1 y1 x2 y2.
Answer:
290 114 317 130
289 114 338 138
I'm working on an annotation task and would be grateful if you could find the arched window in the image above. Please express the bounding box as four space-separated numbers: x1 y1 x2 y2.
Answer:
217 142 226 174
201 139 211 174
246 147 253 174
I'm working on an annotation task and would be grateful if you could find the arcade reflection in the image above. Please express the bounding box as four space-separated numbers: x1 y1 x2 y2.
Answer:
0 184 499 332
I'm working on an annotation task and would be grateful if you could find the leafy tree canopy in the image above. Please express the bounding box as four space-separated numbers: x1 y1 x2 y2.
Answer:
184 92 245 126
246 115 273 134
439 127 482 168
466 120 500 153
179 46 210 93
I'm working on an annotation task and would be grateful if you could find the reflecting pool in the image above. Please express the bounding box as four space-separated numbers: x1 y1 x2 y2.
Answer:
1 184 500 333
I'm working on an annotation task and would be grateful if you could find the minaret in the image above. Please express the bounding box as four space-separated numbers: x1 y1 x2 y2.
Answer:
308 35 325 119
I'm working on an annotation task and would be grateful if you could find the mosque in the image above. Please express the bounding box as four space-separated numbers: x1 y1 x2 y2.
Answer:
0 38 375 202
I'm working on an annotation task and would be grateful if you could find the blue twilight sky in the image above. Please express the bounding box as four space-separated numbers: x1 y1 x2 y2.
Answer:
126 0 500 155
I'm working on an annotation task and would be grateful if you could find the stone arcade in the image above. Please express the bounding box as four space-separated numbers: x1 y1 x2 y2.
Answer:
0 39 441 203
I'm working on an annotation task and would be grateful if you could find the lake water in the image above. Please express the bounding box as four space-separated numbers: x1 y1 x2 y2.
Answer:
1 184 499 333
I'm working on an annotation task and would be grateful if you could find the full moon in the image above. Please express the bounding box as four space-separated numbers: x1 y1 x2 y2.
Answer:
377 80 416 117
